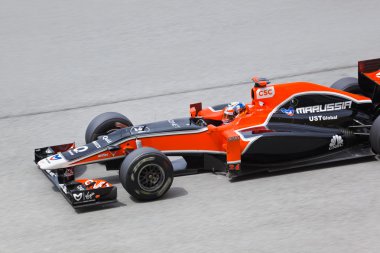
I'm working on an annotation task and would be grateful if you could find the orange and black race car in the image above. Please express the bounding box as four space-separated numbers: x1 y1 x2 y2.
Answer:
35 58 380 208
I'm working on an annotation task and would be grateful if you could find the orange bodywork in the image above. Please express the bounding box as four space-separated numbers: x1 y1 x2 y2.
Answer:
71 81 371 170
75 179 113 199
363 70 380 86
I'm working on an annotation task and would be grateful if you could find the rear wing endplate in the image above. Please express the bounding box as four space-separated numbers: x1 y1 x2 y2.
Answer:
358 58 380 105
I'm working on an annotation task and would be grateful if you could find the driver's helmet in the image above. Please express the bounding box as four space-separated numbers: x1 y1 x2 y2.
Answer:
222 102 246 124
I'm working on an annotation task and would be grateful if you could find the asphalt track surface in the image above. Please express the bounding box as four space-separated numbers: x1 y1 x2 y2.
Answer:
1 0 380 252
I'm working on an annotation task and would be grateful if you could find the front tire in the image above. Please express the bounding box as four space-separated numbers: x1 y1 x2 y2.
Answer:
85 112 133 143
370 116 380 154
119 147 174 201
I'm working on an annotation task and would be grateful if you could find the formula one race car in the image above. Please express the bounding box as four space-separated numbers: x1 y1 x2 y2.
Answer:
35 58 380 207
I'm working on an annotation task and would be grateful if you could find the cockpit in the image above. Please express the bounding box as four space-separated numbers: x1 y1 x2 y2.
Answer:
189 101 250 127
189 76 272 127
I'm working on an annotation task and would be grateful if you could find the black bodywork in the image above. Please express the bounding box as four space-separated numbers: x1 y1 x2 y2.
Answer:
167 93 376 175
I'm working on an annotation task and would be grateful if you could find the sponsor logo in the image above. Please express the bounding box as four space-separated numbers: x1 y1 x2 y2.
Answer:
59 184 68 194
46 170 56 177
296 101 352 114
76 185 86 191
280 107 295 116
69 146 89 156
168 119 180 128
49 154 62 161
84 192 95 200
95 181 106 189
290 98 299 106
376 71 380 79
102 136 112 144
309 115 338 121
93 141 101 149
73 193 83 201
228 136 240 142
98 153 109 158
329 135 344 150
84 179 94 186
256 86 275 99
84 179 108 189
131 126 150 133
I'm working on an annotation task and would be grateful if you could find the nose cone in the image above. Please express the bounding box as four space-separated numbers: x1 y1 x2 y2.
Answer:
38 153 69 170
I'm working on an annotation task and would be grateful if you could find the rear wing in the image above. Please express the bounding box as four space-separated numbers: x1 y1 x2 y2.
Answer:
358 58 380 105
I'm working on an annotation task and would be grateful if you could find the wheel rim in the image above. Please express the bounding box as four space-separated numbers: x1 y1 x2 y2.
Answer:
137 164 165 192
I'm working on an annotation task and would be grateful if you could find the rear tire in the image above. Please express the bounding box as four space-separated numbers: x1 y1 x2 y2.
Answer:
119 147 174 201
85 112 133 143
331 77 362 95
370 116 380 154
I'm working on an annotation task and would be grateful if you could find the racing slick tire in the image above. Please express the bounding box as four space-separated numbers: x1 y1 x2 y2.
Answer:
85 112 133 143
331 77 362 95
370 116 380 154
119 147 174 201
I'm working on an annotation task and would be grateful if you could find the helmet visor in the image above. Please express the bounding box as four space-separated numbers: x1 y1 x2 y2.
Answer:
222 111 235 123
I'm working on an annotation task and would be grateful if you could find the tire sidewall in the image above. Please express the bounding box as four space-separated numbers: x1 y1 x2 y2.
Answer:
85 112 132 143
370 116 380 154
120 148 173 201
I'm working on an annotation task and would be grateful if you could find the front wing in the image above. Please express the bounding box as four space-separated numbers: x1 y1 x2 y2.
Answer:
35 143 117 208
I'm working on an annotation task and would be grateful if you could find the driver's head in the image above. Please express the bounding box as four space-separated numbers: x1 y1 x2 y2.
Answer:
222 102 246 124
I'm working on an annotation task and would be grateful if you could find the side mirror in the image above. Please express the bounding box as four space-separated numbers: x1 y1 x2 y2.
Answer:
190 102 202 117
